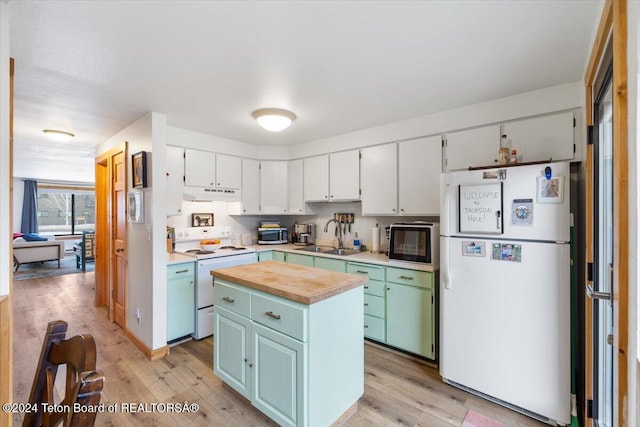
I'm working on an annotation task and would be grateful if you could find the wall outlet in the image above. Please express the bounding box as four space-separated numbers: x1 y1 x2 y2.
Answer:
135 308 141 323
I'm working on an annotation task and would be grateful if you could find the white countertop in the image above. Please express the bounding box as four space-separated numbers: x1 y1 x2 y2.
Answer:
248 243 438 272
167 252 196 265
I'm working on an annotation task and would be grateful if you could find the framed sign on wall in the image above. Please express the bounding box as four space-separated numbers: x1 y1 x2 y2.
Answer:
132 151 148 188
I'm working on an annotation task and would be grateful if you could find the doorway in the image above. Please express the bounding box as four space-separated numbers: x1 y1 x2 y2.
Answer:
95 142 127 329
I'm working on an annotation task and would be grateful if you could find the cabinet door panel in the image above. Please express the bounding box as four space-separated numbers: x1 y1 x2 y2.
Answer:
329 150 360 201
314 257 346 272
287 159 305 214
216 154 241 189
166 146 184 215
252 323 305 427
445 125 500 171
184 149 216 187
398 136 441 215
260 161 288 214
167 273 195 341
361 143 397 215
241 159 260 214
386 284 434 359
304 155 329 201
214 307 251 399
284 253 314 268
503 112 574 163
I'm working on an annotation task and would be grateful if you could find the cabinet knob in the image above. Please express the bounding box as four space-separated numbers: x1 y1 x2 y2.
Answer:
392 208 396 212
330 195 334 198
244 358 248 363
249 363 253 368
324 195 328 199
217 183 221 186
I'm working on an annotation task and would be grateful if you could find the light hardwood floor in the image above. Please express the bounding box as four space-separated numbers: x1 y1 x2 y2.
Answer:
12 272 546 427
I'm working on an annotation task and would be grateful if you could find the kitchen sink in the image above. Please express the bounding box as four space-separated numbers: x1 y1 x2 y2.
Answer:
323 248 359 256
295 245 334 253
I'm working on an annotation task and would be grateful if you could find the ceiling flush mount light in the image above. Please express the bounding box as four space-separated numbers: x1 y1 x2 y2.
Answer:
251 108 297 132
42 129 75 142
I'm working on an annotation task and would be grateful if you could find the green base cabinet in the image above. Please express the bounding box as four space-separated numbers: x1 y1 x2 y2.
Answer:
258 251 273 262
313 257 346 272
285 252 314 267
273 251 286 262
386 267 435 359
167 262 195 342
347 262 386 343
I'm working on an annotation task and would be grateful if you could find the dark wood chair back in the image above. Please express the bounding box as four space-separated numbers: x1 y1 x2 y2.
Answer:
23 320 105 427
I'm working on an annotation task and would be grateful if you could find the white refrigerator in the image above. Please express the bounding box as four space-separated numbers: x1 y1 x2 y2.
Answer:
440 161 571 425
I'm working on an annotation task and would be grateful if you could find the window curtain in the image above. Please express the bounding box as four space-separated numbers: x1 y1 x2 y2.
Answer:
20 180 39 234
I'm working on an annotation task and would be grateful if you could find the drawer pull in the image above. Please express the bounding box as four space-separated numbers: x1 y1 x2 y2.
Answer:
265 311 281 320
364 303 369 306
175 269 189 274
222 296 235 303
364 286 369 289
357 270 369 274
364 325 369 328
398 275 414 280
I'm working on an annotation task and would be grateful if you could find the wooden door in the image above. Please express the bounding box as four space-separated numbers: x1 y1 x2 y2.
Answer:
583 1 629 425
112 148 127 328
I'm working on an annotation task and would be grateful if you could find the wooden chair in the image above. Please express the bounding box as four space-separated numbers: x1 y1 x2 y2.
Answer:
74 231 95 272
23 320 105 427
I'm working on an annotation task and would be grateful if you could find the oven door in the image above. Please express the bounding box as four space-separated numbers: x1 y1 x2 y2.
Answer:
389 226 432 264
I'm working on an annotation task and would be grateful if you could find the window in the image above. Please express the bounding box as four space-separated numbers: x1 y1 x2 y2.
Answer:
37 186 95 235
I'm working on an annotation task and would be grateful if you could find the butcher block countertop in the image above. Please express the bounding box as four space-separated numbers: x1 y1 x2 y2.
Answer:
210 260 367 305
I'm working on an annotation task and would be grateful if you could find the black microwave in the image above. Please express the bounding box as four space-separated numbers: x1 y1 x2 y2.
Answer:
388 222 439 265
258 227 288 244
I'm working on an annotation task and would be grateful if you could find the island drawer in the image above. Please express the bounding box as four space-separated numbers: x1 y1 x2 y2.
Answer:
251 294 307 342
347 262 385 281
363 280 385 297
364 315 385 342
364 294 384 318
386 267 433 290
214 281 251 318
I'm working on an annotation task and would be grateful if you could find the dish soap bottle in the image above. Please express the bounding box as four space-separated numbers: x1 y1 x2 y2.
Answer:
353 232 361 252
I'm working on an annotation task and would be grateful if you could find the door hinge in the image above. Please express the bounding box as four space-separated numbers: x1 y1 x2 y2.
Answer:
431 295 434 304
359 151 362 159
573 117 576 128
587 262 594 282
111 290 115 299
586 399 593 419
573 143 576 153
359 188 362 196
587 125 595 145
182 175 185 183
442 138 446 147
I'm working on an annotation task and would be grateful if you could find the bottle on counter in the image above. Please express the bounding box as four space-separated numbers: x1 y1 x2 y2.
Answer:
510 149 518 164
353 232 361 252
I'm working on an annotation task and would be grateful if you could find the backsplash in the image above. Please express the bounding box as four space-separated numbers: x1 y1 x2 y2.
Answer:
167 200 438 251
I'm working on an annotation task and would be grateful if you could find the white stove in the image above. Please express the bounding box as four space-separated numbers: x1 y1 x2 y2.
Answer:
174 226 256 259
173 226 257 339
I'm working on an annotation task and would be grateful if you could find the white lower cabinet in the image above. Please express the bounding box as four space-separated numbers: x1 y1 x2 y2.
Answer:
213 279 363 427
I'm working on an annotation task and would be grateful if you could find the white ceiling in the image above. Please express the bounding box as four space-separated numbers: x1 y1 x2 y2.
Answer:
8 0 602 182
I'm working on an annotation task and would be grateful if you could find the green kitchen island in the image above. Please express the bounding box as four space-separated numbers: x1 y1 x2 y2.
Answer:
211 260 367 427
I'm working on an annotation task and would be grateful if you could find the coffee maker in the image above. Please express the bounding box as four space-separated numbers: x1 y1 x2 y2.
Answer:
292 223 316 245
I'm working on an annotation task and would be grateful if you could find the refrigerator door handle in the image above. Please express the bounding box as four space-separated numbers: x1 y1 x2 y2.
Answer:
495 210 501 230
442 238 451 289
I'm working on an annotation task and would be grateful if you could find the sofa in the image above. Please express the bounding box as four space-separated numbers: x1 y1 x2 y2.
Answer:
13 238 65 272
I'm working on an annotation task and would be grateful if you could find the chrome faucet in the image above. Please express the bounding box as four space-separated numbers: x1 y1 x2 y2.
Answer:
323 218 344 249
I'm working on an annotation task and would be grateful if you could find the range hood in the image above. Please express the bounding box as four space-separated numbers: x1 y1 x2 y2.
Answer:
183 186 241 202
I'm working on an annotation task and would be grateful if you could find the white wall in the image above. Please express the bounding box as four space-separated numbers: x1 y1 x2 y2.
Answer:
0 0 10 296
97 112 168 351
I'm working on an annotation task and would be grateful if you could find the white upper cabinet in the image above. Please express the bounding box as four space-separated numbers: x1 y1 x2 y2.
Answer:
502 111 575 163
444 125 501 171
216 154 242 189
166 146 184 216
303 155 329 201
184 149 241 189
361 143 398 215
288 159 308 215
241 158 260 215
303 150 360 202
184 148 216 187
260 161 288 214
329 150 360 201
398 136 441 215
